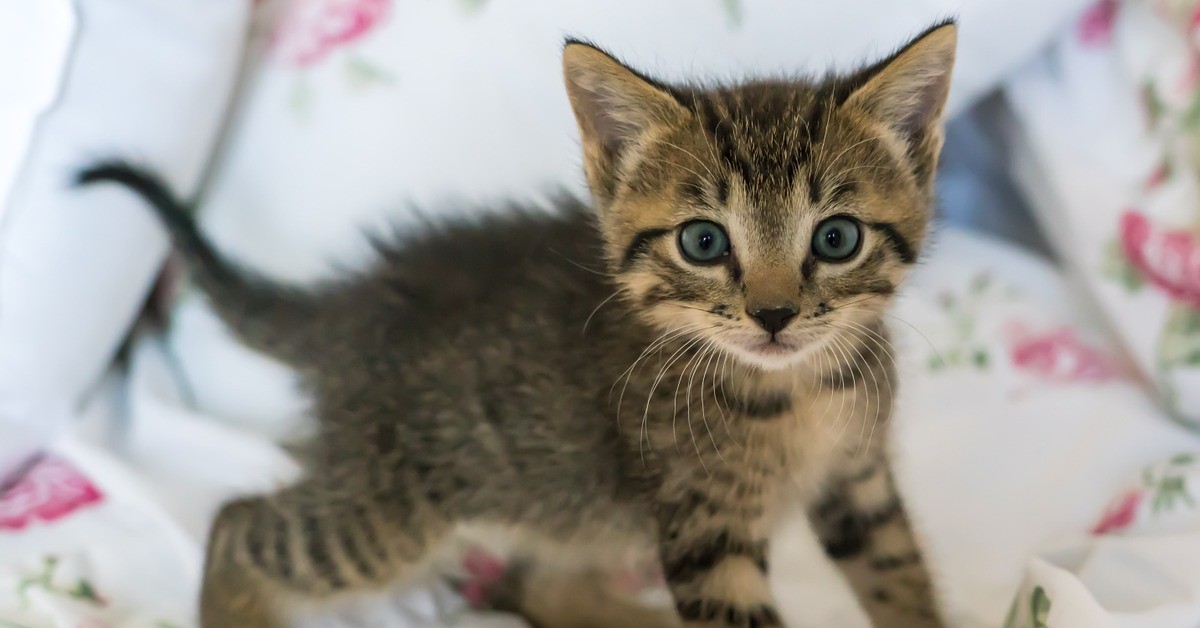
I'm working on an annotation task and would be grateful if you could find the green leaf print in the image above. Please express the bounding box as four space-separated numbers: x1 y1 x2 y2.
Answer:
1185 349 1200 366
1181 88 1200 132
972 349 989 369
970 272 992 295
1142 81 1165 129
719 0 744 26
1002 595 1019 628
1031 586 1051 628
68 578 102 604
1101 239 1145 293
1142 455 1198 516
1156 308 1200 422
1152 476 1194 513
1170 453 1196 466
926 272 1007 373
345 57 395 89
289 79 313 119
15 555 107 609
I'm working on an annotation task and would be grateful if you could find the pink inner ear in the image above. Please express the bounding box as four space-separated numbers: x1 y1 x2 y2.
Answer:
574 85 639 157
898 70 952 142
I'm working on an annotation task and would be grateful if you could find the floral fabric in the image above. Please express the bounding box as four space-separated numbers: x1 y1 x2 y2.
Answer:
1002 1 1200 625
1009 0 1200 428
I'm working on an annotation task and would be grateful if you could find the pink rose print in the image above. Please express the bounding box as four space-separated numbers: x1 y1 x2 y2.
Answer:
1120 210 1200 308
0 456 103 531
1078 0 1119 47
1008 324 1123 383
1091 489 1143 534
271 0 392 68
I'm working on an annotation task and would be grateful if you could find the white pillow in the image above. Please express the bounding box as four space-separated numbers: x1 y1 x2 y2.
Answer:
0 0 249 479
0 0 76 482
169 0 1094 430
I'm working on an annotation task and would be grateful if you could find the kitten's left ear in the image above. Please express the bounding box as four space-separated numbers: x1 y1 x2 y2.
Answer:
562 39 689 203
844 21 957 158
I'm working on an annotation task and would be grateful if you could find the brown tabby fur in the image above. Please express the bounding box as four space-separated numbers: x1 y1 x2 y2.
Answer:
78 20 957 628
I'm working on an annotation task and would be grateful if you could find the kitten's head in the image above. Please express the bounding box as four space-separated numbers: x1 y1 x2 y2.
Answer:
563 22 956 370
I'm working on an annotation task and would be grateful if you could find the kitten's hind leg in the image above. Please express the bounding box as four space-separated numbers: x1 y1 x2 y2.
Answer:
200 482 449 628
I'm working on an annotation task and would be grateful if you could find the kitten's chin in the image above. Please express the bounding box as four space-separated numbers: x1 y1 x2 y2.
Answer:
727 340 809 371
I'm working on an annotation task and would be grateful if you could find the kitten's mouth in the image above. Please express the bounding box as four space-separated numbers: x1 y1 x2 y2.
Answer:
725 337 807 370
747 338 798 356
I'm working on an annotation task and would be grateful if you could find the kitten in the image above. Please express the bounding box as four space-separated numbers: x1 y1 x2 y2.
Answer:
78 21 956 628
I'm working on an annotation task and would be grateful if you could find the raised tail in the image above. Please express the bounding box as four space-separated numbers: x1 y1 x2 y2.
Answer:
77 161 317 365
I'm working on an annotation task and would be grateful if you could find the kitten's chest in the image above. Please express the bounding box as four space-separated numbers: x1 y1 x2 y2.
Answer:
742 399 851 502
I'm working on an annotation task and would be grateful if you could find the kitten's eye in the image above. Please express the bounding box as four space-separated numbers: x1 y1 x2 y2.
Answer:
678 220 730 264
812 216 862 262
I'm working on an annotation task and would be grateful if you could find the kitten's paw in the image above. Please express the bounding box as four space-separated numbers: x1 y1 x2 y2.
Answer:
452 547 513 609
676 599 782 628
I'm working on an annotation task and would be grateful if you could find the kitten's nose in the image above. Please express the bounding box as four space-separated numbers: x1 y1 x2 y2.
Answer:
749 307 797 335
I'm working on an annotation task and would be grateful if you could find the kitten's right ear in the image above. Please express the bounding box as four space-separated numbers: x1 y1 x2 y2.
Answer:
562 40 688 200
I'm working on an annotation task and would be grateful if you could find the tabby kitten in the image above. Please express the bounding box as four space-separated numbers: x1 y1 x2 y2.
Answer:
79 21 956 628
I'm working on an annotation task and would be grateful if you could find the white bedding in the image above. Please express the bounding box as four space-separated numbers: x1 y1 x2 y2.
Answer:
4 227 1198 628
6 1 1200 627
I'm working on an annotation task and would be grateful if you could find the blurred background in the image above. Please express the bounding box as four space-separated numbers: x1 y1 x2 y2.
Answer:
4 0 1200 626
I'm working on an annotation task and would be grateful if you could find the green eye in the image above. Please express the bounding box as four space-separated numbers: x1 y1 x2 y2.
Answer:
678 220 731 264
812 216 862 262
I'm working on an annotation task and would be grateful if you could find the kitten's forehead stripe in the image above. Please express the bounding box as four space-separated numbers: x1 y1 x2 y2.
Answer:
828 180 858 204
679 178 707 206
715 177 730 206
694 92 755 186
806 169 822 206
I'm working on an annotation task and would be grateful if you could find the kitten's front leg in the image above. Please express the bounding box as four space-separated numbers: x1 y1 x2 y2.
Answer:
655 481 783 628
810 453 940 627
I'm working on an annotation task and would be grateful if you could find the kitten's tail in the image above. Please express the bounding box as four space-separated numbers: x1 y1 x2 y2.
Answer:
76 161 316 364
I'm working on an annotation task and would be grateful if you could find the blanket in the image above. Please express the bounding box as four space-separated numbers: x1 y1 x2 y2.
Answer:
3 228 1197 628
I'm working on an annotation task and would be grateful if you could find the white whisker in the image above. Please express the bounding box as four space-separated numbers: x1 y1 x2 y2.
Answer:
822 329 855 439
673 338 712 455
683 342 714 474
834 323 883 458
646 331 716 464
582 288 625 335
697 342 726 462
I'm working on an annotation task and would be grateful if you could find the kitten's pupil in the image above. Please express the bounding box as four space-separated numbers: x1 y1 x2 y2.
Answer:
824 229 842 249
699 233 713 250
